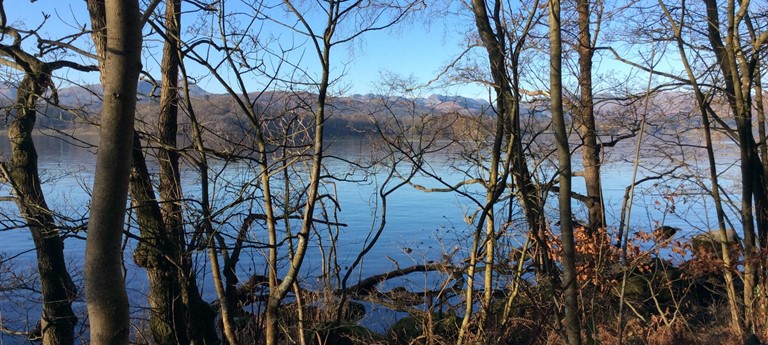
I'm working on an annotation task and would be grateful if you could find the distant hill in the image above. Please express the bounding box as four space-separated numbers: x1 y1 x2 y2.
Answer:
44 82 487 115
54 80 212 107
0 80 493 137
343 93 490 115
163 90 491 137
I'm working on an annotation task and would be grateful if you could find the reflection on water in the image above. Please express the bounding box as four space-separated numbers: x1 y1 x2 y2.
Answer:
0 132 744 334
0 133 744 268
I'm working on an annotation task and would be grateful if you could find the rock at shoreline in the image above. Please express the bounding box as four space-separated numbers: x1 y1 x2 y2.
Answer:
692 229 740 259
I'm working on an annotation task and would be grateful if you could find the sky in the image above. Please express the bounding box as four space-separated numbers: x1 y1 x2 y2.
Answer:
1 0 493 98
0 0 667 100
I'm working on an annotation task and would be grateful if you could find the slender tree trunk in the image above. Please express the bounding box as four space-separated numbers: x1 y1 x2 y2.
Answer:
265 37 329 345
464 1 556 341
704 0 760 330
576 0 601 340
754 60 768 334
281 161 307 345
461 0 514 341
180 71 237 344
128 1 212 343
704 105 744 333
178 66 223 345
576 0 604 233
511 66 556 282
260 115 280 345
186 121 237 344
483 167 499 330
746 15 768 333
157 1 182 244
755 65 768 248
130 136 189 345
550 0 580 343
156 15 201 340
704 0 768 330
178 67 224 345
206 224 238 345
4 70 77 345
84 1 142 343
155 4 189 327
658 0 742 331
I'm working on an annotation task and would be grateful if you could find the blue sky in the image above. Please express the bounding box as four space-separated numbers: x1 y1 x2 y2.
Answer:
2 0 491 98
0 0 668 100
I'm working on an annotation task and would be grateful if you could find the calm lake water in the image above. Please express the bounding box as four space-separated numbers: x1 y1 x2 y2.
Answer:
0 132 743 338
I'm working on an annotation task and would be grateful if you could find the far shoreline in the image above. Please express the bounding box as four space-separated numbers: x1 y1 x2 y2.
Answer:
0 127 100 137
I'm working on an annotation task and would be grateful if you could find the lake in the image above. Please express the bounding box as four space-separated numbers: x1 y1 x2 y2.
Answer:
0 132 743 338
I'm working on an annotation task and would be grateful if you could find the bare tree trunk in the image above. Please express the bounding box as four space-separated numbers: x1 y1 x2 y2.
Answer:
3 69 77 345
128 1 217 343
179 59 237 344
657 1 742 332
704 102 744 332
462 0 514 341
265 37 329 345
550 0 580 343
755 64 768 249
576 0 605 233
463 1 550 342
0 7 97 344
129 77 219 345
155 3 186 320
754 60 768 335
750 61 768 290
704 0 763 330
157 1 182 244
84 1 142 343
745 13 768 332
129 135 189 345
177 64 223 345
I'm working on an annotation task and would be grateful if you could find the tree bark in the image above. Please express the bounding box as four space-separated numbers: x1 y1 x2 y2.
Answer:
461 0 514 341
576 0 605 233
754 58 768 335
755 64 768 249
463 0 552 342
704 0 765 330
84 0 142 343
4 67 77 345
550 0 581 343
128 1 219 343
265 34 328 345
130 135 190 345
658 0 743 332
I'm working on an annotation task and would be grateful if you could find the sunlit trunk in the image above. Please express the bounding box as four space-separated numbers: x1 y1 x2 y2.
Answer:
576 0 605 233
704 0 766 331
550 0 581 343
84 0 142 343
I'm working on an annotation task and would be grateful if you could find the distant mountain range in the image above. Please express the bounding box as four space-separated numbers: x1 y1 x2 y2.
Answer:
49 80 212 107
1 79 706 142
0 80 490 117
343 93 491 115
